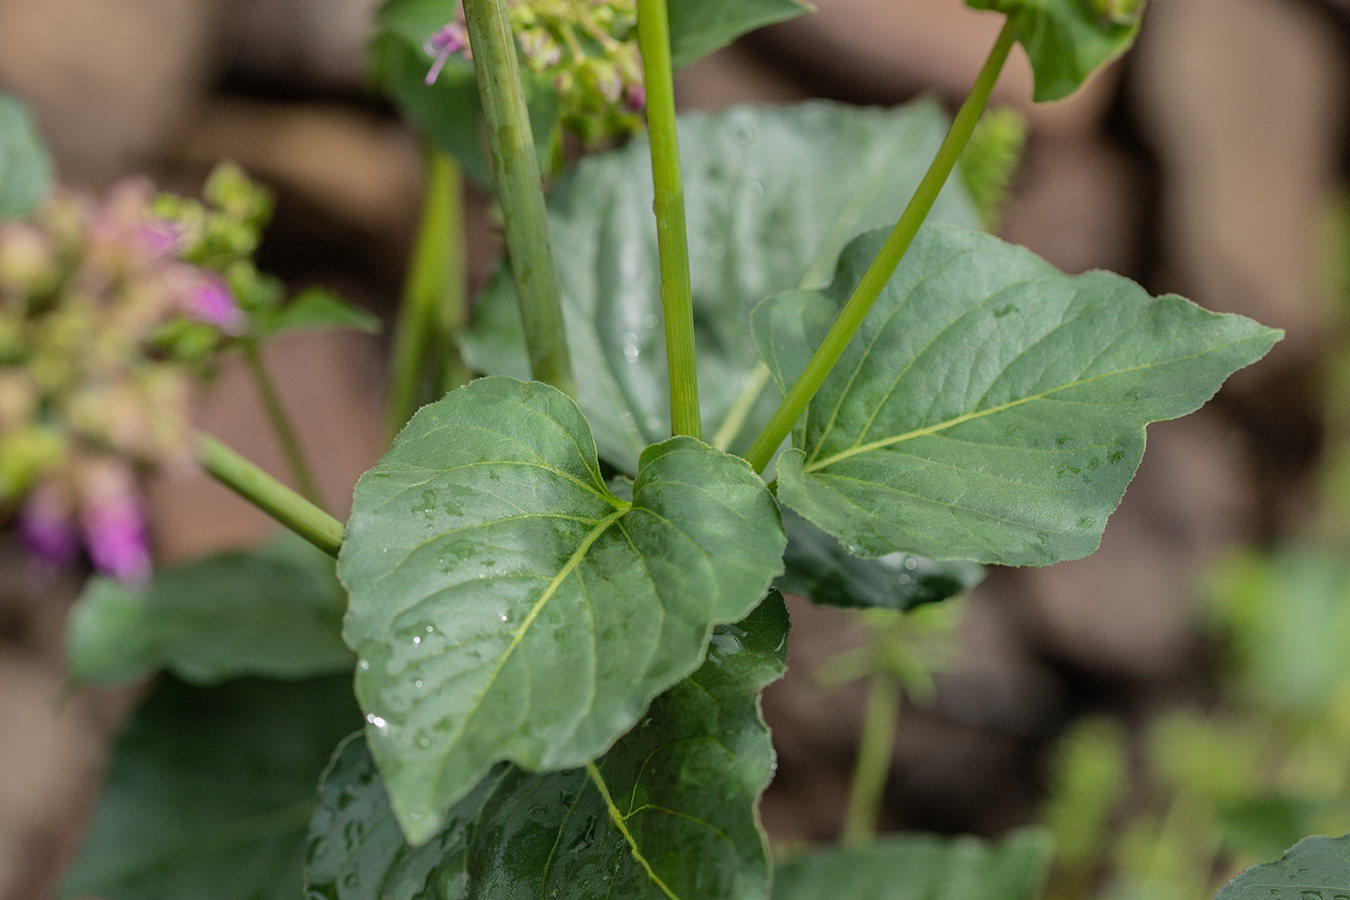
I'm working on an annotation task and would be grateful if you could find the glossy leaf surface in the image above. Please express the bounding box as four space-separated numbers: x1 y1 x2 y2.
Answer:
754 224 1280 566
1213 834 1350 900
0 91 53 219
965 0 1146 102
339 377 784 844
778 506 983 610
260 288 381 339
667 0 813 69
305 596 789 900
67 534 353 686
462 101 979 472
60 676 360 900
771 831 1051 900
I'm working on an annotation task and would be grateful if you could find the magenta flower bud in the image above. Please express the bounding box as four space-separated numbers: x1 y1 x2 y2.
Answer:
139 219 183 258
83 493 151 584
19 482 79 569
185 272 247 335
624 82 646 113
424 22 471 85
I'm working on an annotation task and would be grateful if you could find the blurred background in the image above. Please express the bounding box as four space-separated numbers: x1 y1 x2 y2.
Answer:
2 0 1349 898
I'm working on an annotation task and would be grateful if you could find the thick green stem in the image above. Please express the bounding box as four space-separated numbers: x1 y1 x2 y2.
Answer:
386 148 470 441
842 670 902 844
462 0 575 396
744 20 1016 473
638 0 700 439
243 343 324 510
197 433 344 558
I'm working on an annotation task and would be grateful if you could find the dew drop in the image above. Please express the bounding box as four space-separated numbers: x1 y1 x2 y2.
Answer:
643 313 658 329
746 181 764 201
425 625 434 633
414 679 424 688
904 557 917 570
358 659 370 671
733 125 753 144
412 635 421 645
418 737 431 747
500 613 510 622
708 242 727 261
623 331 641 362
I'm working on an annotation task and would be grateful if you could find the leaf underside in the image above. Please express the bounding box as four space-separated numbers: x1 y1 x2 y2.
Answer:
0 91 54 219
306 596 790 900
753 223 1280 567
1212 833 1350 900
338 377 784 844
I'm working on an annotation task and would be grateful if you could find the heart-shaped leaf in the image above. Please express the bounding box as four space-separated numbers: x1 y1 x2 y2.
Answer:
771 831 1051 900
339 376 785 844
59 676 361 900
305 596 789 900
965 0 1146 102
462 101 980 472
753 224 1280 567
1212 834 1350 900
0 91 53 219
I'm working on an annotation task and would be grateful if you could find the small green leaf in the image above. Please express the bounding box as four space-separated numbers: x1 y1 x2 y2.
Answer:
668 0 814 69
1212 834 1350 900
67 534 353 687
771 830 1051 900
966 0 1147 102
778 506 983 611
60 676 361 900
754 224 1280 567
462 101 980 473
260 288 381 339
339 376 785 844
0 91 54 219
305 596 790 900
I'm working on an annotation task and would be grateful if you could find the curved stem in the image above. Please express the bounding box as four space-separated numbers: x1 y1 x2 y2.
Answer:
197 433 344 558
462 0 576 396
744 20 1016 473
243 343 324 510
386 148 470 441
842 670 901 845
638 0 701 439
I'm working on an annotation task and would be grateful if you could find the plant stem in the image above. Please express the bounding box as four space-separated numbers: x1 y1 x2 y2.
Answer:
243 343 324 510
462 0 576 396
842 669 902 844
197 433 344 558
386 148 470 441
638 0 700 439
744 20 1016 473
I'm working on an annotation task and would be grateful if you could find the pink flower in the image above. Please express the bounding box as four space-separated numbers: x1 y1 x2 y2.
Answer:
185 272 247 335
424 21 471 85
139 219 183 258
19 484 79 570
82 493 151 585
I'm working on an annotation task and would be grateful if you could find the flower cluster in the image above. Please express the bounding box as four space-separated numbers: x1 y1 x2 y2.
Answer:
426 0 645 145
0 164 272 581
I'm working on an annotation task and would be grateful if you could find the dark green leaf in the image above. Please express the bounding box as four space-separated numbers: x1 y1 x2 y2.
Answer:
1213 834 1350 900
304 596 789 900
67 534 353 687
0 91 54 219
754 224 1280 567
260 288 381 339
778 506 983 610
462 101 980 472
966 0 1146 102
339 377 785 844
60 676 361 900
771 830 1051 900
1218 795 1330 866
668 0 814 69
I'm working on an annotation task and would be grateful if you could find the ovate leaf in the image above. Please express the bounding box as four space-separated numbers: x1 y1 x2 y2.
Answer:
0 91 54 219
462 101 979 472
260 288 381 339
60 676 361 900
668 0 814 69
339 377 785 844
67 533 353 686
778 506 983 611
966 0 1147 102
1213 834 1350 900
772 831 1051 900
304 596 790 900
754 224 1280 567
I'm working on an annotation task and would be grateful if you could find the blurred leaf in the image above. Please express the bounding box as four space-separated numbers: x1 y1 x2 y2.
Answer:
260 288 381 339
1218 795 1328 866
67 534 353 686
1042 716 1129 869
667 0 814 69
59 676 360 900
1212 833 1350 900
958 107 1027 231
0 91 53 219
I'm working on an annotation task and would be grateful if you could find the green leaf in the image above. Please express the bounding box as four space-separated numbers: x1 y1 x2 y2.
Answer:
754 224 1280 567
667 0 814 69
778 506 983 610
67 534 354 686
370 0 561 189
60 676 361 900
259 288 381 339
338 376 785 845
304 596 790 900
1212 834 1350 900
771 830 1052 900
965 0 1146 102
0 91 54 219
462 101 980 473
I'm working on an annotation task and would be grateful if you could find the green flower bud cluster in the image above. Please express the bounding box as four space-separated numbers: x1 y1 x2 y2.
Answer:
0 164 274 580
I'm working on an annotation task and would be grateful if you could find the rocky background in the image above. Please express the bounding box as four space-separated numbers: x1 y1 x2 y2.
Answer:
1 0 1347 896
